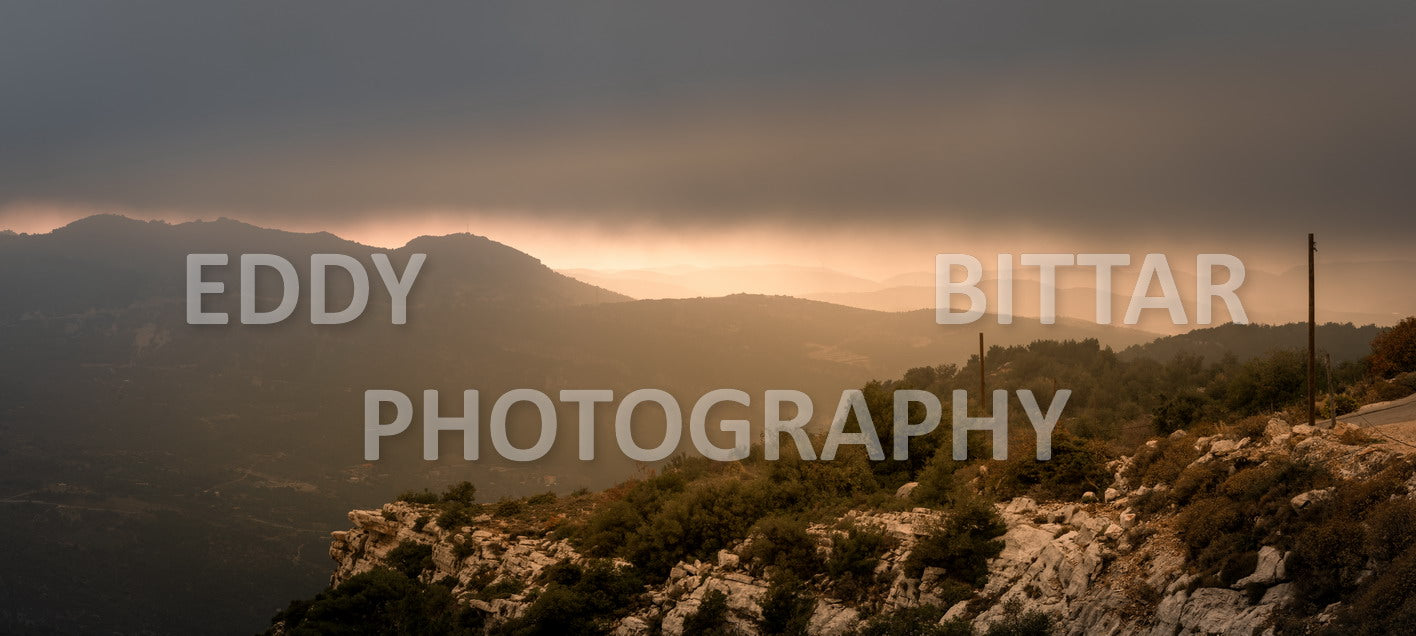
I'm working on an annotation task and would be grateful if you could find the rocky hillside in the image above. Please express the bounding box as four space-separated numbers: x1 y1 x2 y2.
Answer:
271 416 1416 635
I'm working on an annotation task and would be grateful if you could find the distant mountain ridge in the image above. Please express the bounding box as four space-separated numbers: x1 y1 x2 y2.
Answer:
0 214 627 322
1121 322 1384 364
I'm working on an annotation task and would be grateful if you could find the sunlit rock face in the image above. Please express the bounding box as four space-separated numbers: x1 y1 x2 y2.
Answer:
305 419 1404 635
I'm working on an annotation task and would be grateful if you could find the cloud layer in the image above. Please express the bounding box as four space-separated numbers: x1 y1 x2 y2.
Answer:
2 2 1415 242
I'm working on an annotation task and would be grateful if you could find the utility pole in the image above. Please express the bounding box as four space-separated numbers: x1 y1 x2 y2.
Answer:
978 332 986 415
1308 233 1316 427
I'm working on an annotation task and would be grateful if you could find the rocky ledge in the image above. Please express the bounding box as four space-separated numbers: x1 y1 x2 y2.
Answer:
317 419 1411 635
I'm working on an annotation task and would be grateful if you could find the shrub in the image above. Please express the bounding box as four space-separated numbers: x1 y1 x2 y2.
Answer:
982 598 1053 636
1175 498 1245 563
1290 517 1368 605
494 559 643 635
622 479 772 577
1217 349 1308 415
438 504 472 531
854 605 973 636
441 481 477 506
1370 317 1416 378
903 496 1006 586
1366 499 1416 562
1153 390 1209 434
744 516 820 580
1169 462 1227 506
386 541 434 578
476 578 525 601
826 526 892 602
1373 377 1416 402
397 489 440 505
495 499 524 517
991 431 1111 501
758 574 815 636
526 492 557 506
1326 394 1360 418
451 538 477 561
683 589 733 635
911 452 961 507
272 568 481 635
1124 434 1201 488
1231 415 1268 440
1331 544 1416 634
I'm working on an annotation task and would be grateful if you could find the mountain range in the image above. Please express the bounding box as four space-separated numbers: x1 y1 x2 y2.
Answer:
0 215 1389 634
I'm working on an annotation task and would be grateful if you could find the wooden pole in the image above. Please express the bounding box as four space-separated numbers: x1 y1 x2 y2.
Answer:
978 332 986 415
1308 233 1316 427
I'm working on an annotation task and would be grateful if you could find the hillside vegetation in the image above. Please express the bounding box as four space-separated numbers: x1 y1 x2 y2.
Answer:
270 323 1416 634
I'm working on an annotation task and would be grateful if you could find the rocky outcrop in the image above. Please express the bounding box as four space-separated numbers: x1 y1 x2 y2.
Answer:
319 419 1409 635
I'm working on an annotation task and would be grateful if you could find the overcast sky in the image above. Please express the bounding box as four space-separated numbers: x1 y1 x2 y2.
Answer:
2 2 1414 271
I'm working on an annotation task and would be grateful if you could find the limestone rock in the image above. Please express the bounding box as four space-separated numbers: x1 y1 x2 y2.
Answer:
1291 488 1332 511
1235 546 1288 587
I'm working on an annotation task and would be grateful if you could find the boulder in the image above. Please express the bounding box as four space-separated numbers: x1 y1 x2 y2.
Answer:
1004 497 1038 516
1235 546 1288 587
1210 439 1240 454
1291 488 1332 511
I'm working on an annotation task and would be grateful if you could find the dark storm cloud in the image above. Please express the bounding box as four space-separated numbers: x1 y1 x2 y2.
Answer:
2 1 1415 235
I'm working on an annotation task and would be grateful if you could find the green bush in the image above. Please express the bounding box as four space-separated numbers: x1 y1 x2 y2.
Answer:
991 431 1111 501
854 605 973 636
271 568 481 635
386 541 434 579
683 589 733 635
441 481 477 506
494 559 644 635
1325 394 1360 418
1175 498 1245 566
495 498 524 517
438 504 472 531
826 526 892 602
1365 499 1416 562
451 538 477 561
622 479 773 577
903 496 1006 586
981 598 1053 636
1124 435 1201 489
1330 544 1416 634
910 452 960 508
397 489 440 505
1290 517 1368 605
758 574 815 636
1168 462 1227 506
744 516 820 580
1153 390 1209 434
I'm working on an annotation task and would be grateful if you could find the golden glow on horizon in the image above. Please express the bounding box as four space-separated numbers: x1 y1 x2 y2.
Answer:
0 201 1401 282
